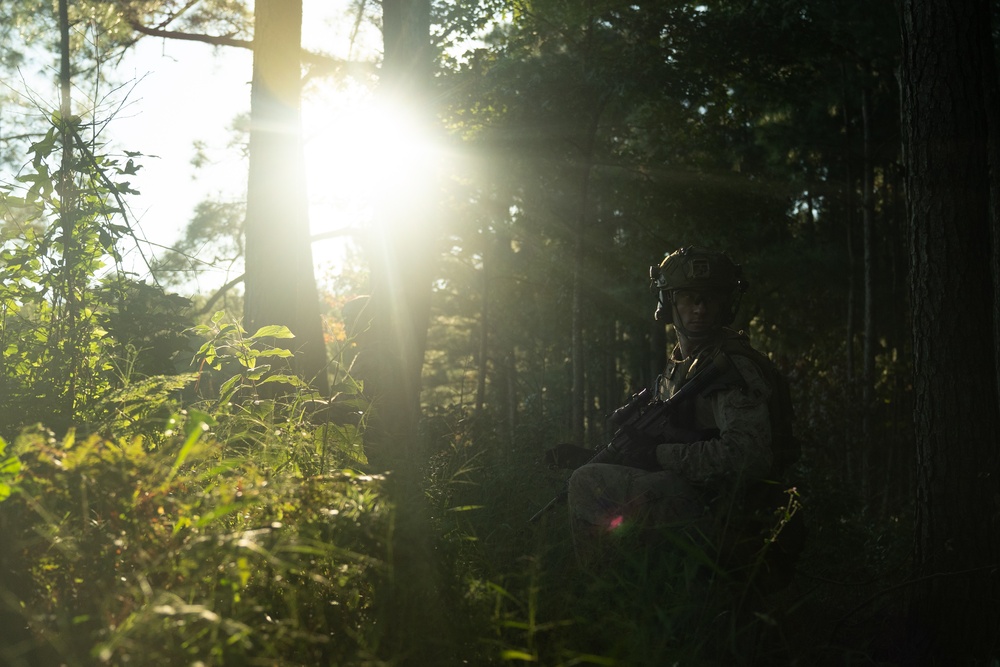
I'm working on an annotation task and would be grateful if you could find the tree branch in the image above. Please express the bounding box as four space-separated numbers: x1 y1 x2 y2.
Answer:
125 18 376 79
194 272 245 317
173 228 363 318
310 226 364 244
127 18 253 50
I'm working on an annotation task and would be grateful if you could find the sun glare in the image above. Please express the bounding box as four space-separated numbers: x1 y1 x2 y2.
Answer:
302 86 441 270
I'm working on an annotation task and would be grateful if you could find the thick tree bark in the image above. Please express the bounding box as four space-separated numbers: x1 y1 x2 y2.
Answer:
900 0 1000 659
243 0 329 393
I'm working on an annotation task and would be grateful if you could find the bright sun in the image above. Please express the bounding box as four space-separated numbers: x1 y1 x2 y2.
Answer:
113 32 440 285
301 84 439 271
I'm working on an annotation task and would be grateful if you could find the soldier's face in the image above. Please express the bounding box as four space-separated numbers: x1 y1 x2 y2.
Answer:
671 289 725 334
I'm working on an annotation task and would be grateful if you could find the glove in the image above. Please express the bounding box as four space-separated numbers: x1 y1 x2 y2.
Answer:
618 440 661 471
543 443 595 470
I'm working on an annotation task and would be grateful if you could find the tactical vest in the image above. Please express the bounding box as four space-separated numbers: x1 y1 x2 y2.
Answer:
658 329 800 478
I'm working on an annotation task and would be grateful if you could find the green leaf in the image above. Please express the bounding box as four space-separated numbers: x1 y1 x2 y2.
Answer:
258 374 306 387
249 325 295 339
447 505 483 512
184 409 216 433
0 455 21 476
219 374 243 402
246 365 271 381
500 650 536 661
254 348 294 359
195 503 241 528
164 413 210 485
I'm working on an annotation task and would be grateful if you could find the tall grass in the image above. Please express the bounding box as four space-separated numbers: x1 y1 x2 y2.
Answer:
0 317 390 666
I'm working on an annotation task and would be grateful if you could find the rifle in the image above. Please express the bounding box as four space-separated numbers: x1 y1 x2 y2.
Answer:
529 352 733 524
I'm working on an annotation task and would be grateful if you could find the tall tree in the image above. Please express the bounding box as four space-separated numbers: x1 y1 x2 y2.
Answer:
360 2 460 663
900 0 1000 659
243 0 329 393
362 0 437 464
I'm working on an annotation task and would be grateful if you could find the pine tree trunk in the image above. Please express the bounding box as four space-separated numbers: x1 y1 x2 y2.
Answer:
475 241 489 416
57 0 78 422
860 85 875 508
900 0 1000 659
841 78 857 487
365 2 456 663
243 0 329 393
362 0 436 466
571 210 587 445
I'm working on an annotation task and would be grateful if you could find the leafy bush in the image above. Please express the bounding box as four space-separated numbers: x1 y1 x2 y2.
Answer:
2 408 389 666
0 115 194 441
0 108 396 664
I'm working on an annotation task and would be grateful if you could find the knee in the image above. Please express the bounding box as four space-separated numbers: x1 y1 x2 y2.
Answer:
568 464 602 503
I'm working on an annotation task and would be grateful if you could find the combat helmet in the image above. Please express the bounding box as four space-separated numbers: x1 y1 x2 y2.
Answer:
650 246 747 327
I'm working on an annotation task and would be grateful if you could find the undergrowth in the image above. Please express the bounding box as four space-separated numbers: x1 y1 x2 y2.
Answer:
0 315 390 666
423 410 912 667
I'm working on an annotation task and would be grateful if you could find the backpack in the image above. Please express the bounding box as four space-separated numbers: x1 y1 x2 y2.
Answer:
720 332 801 478
715 333 805 591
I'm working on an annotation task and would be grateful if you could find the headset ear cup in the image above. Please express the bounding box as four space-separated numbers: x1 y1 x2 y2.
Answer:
654 291 666 320
725 288 744 325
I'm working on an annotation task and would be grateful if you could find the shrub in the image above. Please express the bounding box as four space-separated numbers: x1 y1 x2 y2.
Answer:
2 412 389 666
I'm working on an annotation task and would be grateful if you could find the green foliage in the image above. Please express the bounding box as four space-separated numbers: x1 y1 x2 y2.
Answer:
0 436 22 502
0 108 194 440
190 311 304 403
0 97 387 665
1 292 386 665
3 417 389 666
187 311 369 473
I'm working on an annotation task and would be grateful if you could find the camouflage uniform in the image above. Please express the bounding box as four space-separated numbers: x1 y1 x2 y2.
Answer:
567 330 773 561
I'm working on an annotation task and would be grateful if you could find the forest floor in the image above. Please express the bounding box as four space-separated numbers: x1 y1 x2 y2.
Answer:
496 487 916 666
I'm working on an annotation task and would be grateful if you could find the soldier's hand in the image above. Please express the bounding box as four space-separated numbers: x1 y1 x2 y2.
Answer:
618 441 661 471
543 443 594 470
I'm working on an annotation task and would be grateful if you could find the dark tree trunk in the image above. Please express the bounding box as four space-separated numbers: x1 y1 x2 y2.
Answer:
842 82 858 488
243 0 329 393
570 196 587 445
475 241 489 417
570 98 606 447
362 0 436 466
900 0 1000 659
57 0 78 421
861 84 875 508
364 2 456 664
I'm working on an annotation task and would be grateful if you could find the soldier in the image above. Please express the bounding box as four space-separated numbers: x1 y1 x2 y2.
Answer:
567 246 781 565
